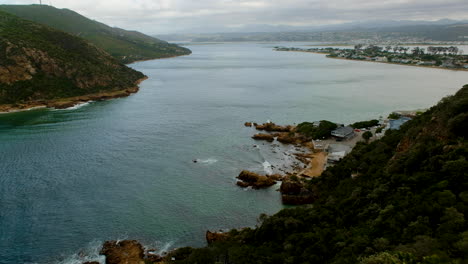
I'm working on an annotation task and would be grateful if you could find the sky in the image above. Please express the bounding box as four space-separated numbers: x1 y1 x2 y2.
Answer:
2 0 468 34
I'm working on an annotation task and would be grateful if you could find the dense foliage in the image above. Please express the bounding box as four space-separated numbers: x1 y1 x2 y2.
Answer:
0 11 144 104
0 5 191 63
169 85 468 263
351 119 379 129
296 120 338 139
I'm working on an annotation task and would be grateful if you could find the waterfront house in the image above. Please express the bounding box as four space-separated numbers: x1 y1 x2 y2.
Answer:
331 126 355 140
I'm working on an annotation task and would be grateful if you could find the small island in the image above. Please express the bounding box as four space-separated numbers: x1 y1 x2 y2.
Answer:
275 45 468 70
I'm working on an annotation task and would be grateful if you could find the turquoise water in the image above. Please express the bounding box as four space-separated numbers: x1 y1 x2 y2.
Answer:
0 42 466 264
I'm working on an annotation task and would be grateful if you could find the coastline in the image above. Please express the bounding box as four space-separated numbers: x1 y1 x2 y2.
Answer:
0 76 148 114
127 53 192 64
279 50 468 72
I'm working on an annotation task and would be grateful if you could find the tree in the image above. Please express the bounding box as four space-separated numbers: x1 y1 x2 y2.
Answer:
362 131 372 142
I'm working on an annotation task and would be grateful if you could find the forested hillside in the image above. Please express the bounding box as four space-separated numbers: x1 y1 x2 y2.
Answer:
0 11 145 106
167 85 468 263
0 4 191 63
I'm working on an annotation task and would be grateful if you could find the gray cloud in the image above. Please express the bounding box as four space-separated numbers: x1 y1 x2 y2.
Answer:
3 0 468 34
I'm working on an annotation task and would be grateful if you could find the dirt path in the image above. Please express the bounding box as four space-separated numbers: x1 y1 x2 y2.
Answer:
299 151 327 178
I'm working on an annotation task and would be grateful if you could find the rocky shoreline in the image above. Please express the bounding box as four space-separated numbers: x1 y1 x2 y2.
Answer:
0 76 148 114
76 121 329 264
238 121 324 205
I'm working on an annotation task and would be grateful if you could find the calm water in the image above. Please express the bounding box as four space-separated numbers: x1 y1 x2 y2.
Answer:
0 42 466 264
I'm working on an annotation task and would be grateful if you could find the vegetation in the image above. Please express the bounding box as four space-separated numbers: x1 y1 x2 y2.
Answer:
296 120 338 139
166 85 468 263
362 131 373 142
0 10 144 104
276 44 468 70
0 5 191 63
351 119 379 129
389 112 402 119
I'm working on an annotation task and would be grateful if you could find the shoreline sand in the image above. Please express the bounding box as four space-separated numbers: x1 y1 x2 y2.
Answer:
0 76 148 114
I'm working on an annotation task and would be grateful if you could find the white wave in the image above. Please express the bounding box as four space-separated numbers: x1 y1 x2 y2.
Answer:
156 241 175 255
262 161 273 175
196 158 218 164
55 101 92 111
56 240 105 264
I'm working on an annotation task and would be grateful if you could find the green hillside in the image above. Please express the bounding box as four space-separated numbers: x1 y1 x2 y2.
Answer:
0 4 191 63
166 85 468 263
0 10 145 106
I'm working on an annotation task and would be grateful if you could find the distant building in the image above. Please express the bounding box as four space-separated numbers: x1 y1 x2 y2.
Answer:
328 151 346 163
389 117 412 130
418 61 437 66
374 56 388 62
331 126 355 140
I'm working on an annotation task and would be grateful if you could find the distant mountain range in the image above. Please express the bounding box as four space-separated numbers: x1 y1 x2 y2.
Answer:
0 4 191 63
158 19 468 43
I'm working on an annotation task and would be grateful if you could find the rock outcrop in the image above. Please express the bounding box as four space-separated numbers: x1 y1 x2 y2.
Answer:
236 170 279 189
252 133 275 142
254 122 293 132
280 178 316 205
206 231 229 245
100 240 145 264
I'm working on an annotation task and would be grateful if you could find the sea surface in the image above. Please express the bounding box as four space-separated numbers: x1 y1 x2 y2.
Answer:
0 42 466 264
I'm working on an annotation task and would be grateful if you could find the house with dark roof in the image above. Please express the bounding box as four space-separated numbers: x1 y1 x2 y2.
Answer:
331 126 355 140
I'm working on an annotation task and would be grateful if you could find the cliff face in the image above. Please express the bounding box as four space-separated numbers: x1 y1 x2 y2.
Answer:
0 11 145 107
0 5 191 63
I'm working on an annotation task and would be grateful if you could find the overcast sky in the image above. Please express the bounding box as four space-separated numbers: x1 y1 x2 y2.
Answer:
3 0 468 34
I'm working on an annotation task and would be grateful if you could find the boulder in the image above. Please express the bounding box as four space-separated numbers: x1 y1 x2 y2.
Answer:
237 170 277 189
100 240 145 264
206 231 229 244
280 179 302 194
244 122 252 127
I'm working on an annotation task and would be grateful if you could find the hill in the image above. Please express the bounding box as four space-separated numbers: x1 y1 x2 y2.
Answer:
0 4 191 63
160 22 468 43
0 10 146 110
161 85 468 263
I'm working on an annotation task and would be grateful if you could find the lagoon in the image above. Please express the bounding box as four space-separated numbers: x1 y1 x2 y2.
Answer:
0 42 466 263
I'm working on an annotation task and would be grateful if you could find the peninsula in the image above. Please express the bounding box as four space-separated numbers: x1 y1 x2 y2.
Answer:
0 10 146 112
276 45 468 71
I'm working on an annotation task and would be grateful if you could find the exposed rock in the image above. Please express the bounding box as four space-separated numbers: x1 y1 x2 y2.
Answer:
276 133 297 144
206 230 229 244
237 170 277 189
255 122 293 132
280 178 316 205
100 240 145 264
280 179 303 194
269 174 284 181
83 262 100 264
244 122 252 127
252 133 275 142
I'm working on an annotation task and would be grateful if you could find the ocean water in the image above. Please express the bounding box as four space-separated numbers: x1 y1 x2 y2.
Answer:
0 42 466 264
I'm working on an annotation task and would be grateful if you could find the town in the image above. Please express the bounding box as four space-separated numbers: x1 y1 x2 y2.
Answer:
275 45 468 70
